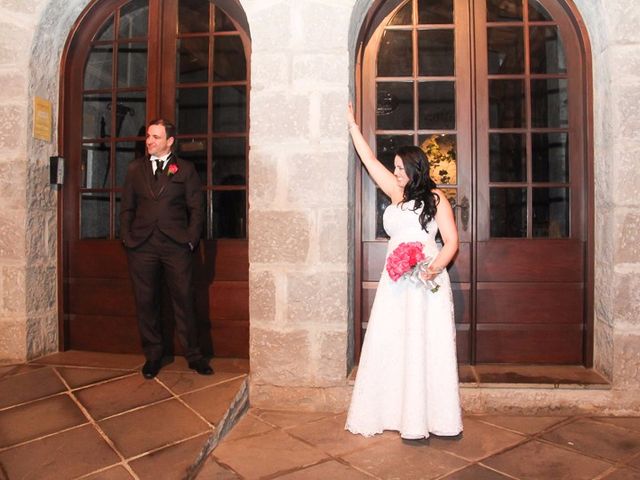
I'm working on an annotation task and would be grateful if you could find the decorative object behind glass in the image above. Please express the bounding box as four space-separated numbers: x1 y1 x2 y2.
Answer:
420 134 457 185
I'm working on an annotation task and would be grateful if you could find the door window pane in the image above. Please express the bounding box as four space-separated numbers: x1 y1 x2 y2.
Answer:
419 134 457 185
530 26 566 74
487 0 522 22
83 94 112 139
118 43 147 87
114 92 146 138
177 38 209 84
528 0 552 21
214 6 237 32
389 1 412 25
177 87 208 134
531 78 568 128
489 133 526 182
418 81 456 130
418 30 454 76
119 0 148 38
376 135 414 171
177 138 207 184
81 144 110 188
376 188 392 239
490 187 527 237
418 0 454 24
214 36 247 81
212 190 246 238
84 46 113 90
532 132 568 182
533 187 569 237
377 82 413 130
378 30 413 77
95 15 114 41
212 86 246 132
179 0 210 33
489 79 525 128
213 138 246 185
115 142 137 187
487 27 524 74
81 192 110 239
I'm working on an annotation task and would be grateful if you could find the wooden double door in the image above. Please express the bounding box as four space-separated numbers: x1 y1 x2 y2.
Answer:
357 0 591 364
61 0 250 358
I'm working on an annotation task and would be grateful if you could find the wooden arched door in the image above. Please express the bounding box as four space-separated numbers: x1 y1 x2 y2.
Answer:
356 0 592 365
61 0 250 358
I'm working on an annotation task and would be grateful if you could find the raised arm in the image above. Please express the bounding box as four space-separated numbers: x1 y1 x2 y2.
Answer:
347 104 403 202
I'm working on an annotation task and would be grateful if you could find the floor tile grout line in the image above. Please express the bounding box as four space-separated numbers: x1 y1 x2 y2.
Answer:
123 430 214 463
210 456 247 480
475 462 524 480
162 372 248 398
0 389 69 413
67 371 139 393
532 435 620 466
154 377 218 430
0 421 92 453
586 416 640 437
73 461 135 480
53 367 142 480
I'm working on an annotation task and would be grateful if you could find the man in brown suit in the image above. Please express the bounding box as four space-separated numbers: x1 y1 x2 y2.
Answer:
120 118 212 378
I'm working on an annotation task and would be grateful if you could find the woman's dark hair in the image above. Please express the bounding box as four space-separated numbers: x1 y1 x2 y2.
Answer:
396 145 440 232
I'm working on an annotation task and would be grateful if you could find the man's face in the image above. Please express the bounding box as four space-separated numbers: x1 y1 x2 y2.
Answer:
146 124 174 157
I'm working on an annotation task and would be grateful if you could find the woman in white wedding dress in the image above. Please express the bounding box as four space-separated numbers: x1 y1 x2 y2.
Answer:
345 105 463 440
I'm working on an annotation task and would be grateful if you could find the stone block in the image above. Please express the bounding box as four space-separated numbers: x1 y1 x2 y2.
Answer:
286 152 348 207
0 159 26 209
250 92 311 142
292 53 348 87
319 90 350 139
0 209 25 259
0 0 39 14
0 105 26 151
315 329 348 384
249 269 276 324
286 271 347 325
26 314 57 359
251 53 290 89
612 146 640 208
250 328 312 385
248 150 279 207
593 320 614 381
607 46 640 83
245 2 291 52
0 72 26 101
2 266 26 313
0 23 31 65
249 382 351 412
319 209 348 264
26 266 56 313
249 211 310 263
0 319 26 362
614 84 640 140
602 1 640 45
612 332 640 389
613 210 640 264
612 271 640 329
294 2 351 52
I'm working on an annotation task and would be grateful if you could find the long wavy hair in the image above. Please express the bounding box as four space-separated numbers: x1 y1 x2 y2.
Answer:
396 145 440 232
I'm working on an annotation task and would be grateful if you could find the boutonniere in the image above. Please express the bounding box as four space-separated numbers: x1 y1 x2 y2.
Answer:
167 164 179 176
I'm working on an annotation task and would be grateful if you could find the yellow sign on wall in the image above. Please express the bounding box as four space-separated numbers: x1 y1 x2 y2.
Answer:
33 97 52 142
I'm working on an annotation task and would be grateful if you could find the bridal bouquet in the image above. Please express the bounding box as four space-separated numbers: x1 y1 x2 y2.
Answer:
386 241 440 293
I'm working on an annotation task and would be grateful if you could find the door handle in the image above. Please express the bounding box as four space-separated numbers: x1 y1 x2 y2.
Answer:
453 195 470 232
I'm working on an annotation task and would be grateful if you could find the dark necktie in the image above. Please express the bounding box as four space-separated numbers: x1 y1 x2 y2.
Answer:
154 159 162 179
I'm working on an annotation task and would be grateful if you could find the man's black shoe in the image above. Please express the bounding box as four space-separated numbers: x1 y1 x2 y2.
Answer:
142 360 162 379
188 358 213 375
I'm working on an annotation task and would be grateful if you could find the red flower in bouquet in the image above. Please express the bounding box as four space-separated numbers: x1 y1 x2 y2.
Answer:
386 242 426 281
386 241 441 292
167 163 179 176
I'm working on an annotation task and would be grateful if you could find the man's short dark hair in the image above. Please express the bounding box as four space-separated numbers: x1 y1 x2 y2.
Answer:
148 118 176 140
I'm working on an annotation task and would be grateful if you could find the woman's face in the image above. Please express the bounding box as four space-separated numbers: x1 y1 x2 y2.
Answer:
393 156 410 188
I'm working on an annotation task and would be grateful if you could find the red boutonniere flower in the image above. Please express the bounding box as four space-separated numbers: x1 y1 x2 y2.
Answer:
167 164 179 176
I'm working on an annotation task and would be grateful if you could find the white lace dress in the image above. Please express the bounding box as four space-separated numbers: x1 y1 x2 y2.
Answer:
345 200 463 439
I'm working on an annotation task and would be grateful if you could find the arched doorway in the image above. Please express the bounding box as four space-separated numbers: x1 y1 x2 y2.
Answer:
60 0 251 358
355 0 592 365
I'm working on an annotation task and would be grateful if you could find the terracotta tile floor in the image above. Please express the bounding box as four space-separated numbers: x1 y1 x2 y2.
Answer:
2 352 640 480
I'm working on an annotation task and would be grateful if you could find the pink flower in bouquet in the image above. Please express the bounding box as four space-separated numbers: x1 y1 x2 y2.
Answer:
386 242 426 281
